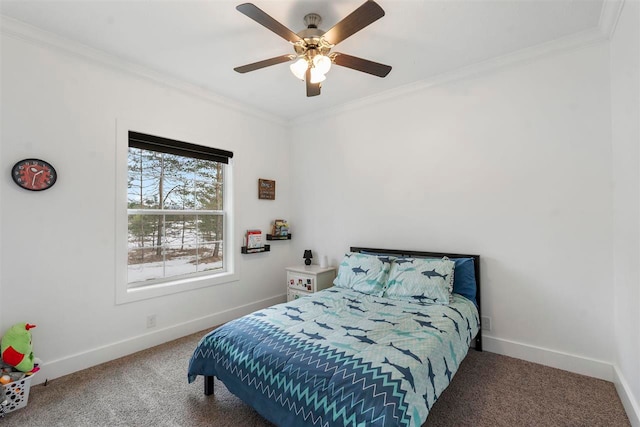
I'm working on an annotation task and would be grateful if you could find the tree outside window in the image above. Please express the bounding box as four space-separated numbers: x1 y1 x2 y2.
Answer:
127 147 226 287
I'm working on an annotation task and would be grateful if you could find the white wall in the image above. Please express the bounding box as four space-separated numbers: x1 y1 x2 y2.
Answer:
291 42 614 375
1 11 637 422
0 31 292 380
611 0 640 422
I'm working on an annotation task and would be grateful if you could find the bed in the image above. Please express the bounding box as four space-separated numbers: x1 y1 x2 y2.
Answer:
188 247 481 427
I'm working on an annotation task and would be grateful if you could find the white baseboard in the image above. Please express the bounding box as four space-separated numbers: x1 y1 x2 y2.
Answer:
485 335 640 425
33 309 639 425
613 365 640 427
34 294 287 385
482 335 613 381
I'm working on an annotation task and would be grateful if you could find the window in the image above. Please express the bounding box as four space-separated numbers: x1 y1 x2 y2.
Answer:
116 127 236 303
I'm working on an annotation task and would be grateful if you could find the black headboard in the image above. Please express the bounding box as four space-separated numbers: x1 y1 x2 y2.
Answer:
350 246 482 351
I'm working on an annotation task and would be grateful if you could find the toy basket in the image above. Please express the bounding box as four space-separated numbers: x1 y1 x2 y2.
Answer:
0 373 35 416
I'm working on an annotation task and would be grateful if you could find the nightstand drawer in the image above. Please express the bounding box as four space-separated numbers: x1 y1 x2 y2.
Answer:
287 288 311 301
287 272 314 292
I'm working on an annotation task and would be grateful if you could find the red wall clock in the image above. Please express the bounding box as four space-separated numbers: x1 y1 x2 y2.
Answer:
11 159 57 191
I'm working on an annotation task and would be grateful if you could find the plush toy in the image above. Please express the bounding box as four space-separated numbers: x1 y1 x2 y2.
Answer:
1 323 36 372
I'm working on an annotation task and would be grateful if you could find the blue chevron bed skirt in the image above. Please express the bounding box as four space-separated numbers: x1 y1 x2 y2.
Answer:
188 286 480 426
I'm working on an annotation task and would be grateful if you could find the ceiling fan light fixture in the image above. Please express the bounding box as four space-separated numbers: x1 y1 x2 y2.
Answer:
234 1 392 97
313 54 332 75
309 68 326 84
289 57 308 80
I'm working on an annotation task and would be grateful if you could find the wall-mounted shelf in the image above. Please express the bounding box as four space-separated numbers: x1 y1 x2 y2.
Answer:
266 234 292 240
241 245 270 254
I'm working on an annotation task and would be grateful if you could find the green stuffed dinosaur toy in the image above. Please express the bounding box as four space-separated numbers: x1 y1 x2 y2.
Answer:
1 323 36 372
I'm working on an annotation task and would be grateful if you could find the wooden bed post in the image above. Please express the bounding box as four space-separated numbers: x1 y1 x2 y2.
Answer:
204 375 214 396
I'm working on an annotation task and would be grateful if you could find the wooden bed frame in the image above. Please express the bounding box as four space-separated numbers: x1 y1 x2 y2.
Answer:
203 246 482 396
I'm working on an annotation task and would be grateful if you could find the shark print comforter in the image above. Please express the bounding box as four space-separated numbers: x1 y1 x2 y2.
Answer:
188 287 479 427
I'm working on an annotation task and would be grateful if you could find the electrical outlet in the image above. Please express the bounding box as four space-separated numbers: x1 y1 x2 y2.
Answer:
481 316 491 331
146 314 157 329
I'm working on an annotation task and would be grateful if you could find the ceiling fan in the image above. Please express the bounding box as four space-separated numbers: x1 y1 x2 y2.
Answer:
234 0 392 97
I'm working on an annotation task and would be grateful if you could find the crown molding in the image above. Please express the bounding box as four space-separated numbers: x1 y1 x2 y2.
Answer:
0 15 287 128
294 23 612 124
2 0 624 129
598 0 626 39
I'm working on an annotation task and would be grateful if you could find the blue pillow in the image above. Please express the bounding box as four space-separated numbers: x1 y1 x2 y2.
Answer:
453 258 477 306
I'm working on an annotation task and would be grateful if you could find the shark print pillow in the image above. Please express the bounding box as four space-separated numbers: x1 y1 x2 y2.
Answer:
333 252 393 296
384 257 455 304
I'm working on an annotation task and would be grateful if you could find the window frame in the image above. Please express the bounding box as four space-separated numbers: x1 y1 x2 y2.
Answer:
115 120 238 304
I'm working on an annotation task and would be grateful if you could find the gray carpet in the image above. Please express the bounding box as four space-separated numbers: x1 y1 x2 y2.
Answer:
2 329 630 427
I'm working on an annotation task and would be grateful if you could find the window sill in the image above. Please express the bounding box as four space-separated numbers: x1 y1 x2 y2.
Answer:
115 271 239 304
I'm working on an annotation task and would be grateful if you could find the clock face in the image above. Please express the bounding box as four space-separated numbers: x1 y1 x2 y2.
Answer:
12 159 57 191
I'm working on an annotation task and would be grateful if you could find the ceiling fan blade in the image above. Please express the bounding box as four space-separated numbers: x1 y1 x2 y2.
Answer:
321 0 385 46
234 55 294 73
236 3 303 44
332 52 392 77
305 68 321 97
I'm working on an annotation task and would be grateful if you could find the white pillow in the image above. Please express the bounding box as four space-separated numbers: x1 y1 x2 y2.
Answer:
384 257 455 304
333 252 393 296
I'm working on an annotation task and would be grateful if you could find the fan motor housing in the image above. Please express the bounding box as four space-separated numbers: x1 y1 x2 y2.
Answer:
294 29 331 56
294 13 332 56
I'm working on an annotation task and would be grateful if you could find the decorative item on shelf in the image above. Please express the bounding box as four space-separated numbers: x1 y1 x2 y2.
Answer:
245 229 263 249
242 229 269 254
303 249 312 266
319 255 328 268
258 179 275 200
267 219 291 240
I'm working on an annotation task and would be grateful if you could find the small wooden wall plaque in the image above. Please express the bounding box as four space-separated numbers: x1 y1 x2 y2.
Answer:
258 179 275 200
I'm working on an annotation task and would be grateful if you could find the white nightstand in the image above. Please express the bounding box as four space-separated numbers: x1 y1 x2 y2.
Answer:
286 265 337 302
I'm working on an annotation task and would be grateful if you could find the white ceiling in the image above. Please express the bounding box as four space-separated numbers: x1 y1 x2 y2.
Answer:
1 0 606 120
